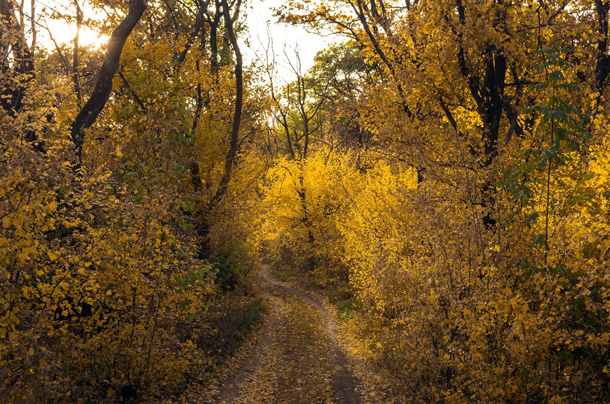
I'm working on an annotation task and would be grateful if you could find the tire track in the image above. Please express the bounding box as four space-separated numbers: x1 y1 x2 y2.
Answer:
215 266 362 403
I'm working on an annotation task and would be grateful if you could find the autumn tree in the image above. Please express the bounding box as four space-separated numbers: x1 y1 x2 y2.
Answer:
258 0 610 401
0 0 267 401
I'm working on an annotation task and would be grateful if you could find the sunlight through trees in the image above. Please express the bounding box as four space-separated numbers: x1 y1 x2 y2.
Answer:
2 0 610 402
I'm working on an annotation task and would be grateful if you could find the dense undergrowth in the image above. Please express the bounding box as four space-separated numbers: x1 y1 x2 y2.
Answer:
249 1 610 401
4 0 610 402
0 140 265 402
0 0 265 401
257 139 610 403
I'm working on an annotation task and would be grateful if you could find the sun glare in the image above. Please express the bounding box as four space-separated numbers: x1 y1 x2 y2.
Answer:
34 0 109 51
42 20 109 50
73 25 109 49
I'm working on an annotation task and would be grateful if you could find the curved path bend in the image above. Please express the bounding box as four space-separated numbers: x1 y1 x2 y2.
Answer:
216 266 362 404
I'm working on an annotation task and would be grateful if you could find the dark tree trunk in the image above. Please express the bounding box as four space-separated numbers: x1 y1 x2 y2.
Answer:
0 0 35 116
595 0 610 99
480 51 506 167
70 0 147 164
206 0 242 211
208 4 222 79
197 0 243 258
0 0 41 150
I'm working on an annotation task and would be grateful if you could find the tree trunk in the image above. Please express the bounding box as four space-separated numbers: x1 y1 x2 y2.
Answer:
595 0 610 99
0 0 35 116
197 0 243 258
70 0 147 165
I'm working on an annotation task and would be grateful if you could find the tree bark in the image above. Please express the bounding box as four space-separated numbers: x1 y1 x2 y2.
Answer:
0 0 35 115
70 0 147 164
595 0 610 98
206 0 242 211
197 0 243 258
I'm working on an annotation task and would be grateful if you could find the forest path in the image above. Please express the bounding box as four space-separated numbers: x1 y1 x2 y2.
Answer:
215 265 363 404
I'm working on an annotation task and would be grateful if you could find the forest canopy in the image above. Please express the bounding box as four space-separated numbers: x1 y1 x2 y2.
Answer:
2 0 610 402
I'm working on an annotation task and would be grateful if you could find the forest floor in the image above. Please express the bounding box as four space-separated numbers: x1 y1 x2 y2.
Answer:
198 265 374 403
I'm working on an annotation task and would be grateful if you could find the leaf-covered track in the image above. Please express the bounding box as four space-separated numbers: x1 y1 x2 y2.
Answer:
216 266 362 404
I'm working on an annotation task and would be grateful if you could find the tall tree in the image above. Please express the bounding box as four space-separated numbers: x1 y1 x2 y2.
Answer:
0 0 34 116
70 0 146 164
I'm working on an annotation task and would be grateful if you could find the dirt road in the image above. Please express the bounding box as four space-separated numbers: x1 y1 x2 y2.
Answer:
215 266 362 404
